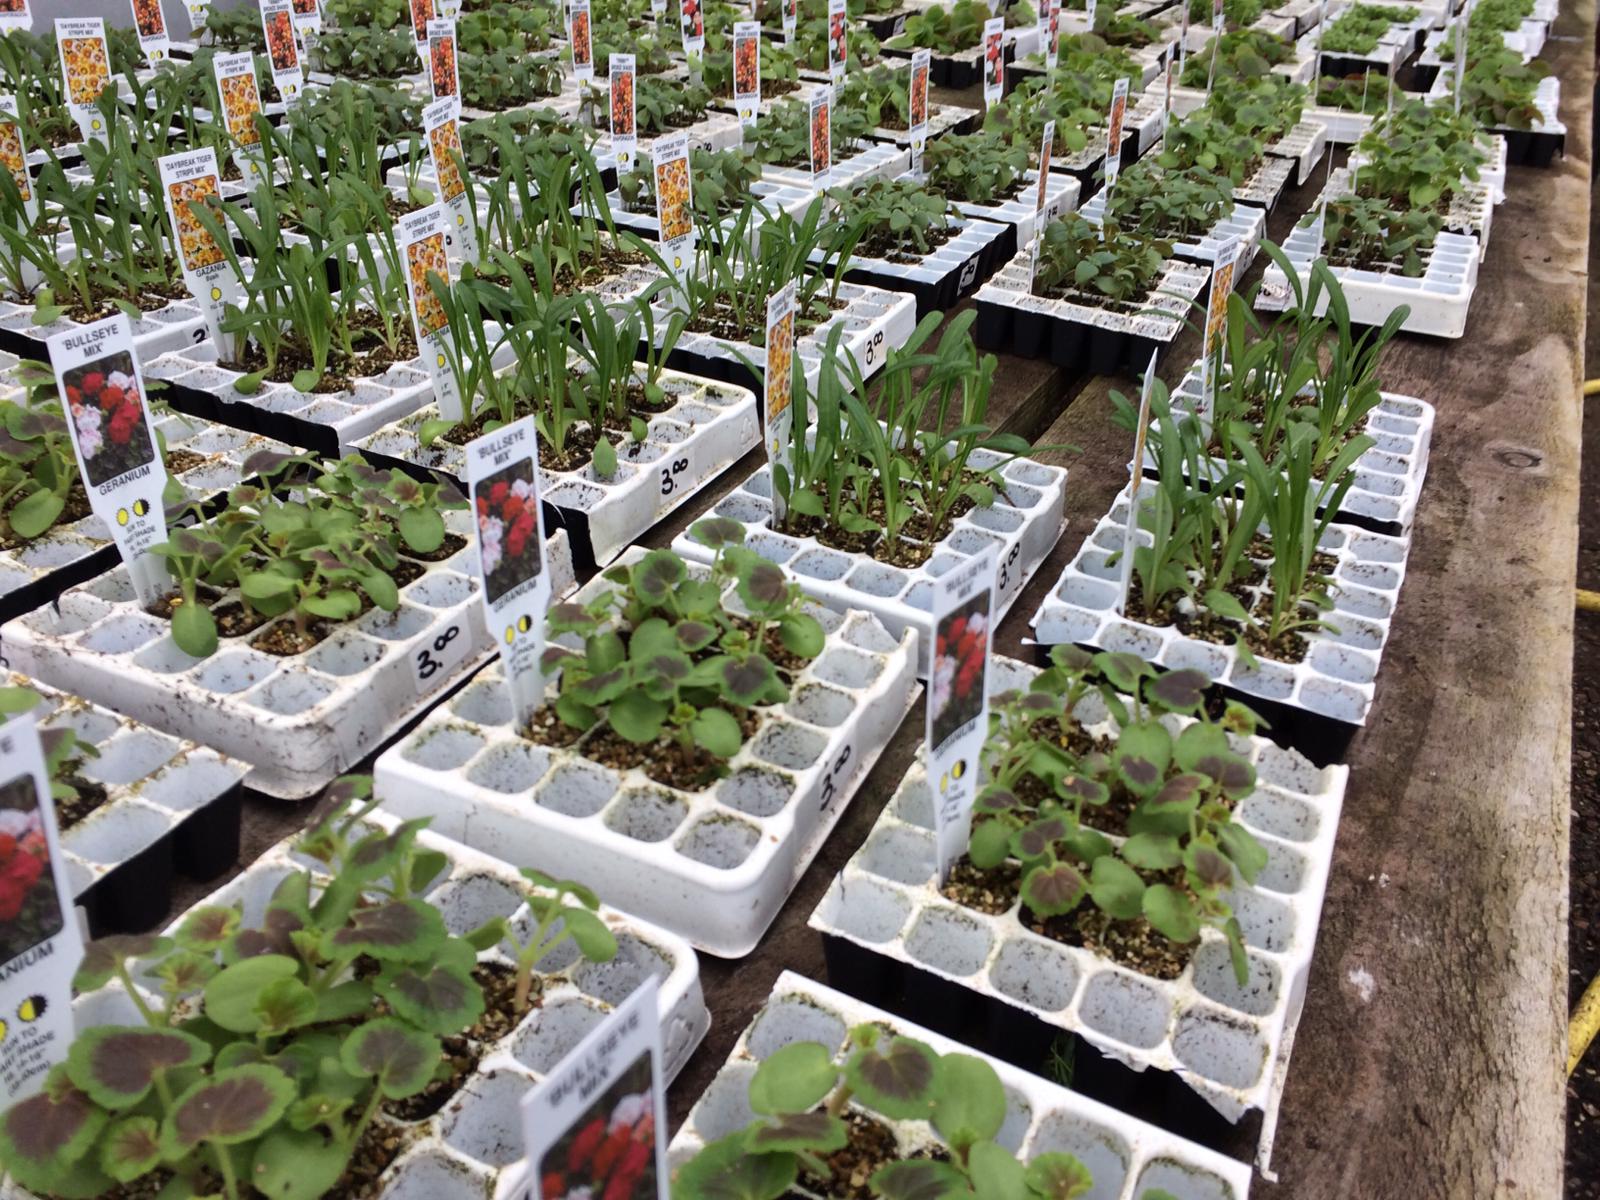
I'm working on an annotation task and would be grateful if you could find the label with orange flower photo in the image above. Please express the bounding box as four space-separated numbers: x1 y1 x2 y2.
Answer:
1199 235 1240 421
908 49 929 176
398 203 465 421
926 543 997 882
0 714 81 1108
521 977 667 1200
827 0 847 83
290 0 321 42
465 414 550 725
1102 74 1129 194
47 315 171 604
212 51 269 182
808 87 830 191
260 0 304 103
128 0 170 65
981 15 1004 107
609 53 636 171
55 18 112 145
679 0 704 67
0 98 37 224
763 281 796 523
652 131 694 280
732 21 760 125
423 96 479 266
569 0 593 82
409 0 434 56
0 0 31 36
427 18 457 99
157 147 244 356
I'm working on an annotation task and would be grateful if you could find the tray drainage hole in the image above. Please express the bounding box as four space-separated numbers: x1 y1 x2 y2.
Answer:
1191 941 1281 1017
430 873 524 934
401 724 487 772
376 1147 488 1200
1238 788 1318 844
82 730 180 785
305 635 387 677
791 548 852 582
676 813 761 870
892 775 933 829
1132 1158 1239 1200
605 788 688 842
1225 885 1291 954
359 603 435 641
1060 574 1118 611
813 647 884 690
1080 969 1171 1050
819 876 911 943
63 804 171 865
1001 460 1055 490
439 1070 531 1167
450 680 513 726
746 996 849 1059
784 683 855 729
1307 640 1378 683
751 721 827 771
193 650 278 695
858 825 934 886
747 530 800 565
465 741 553 794
534 761 617 818
990 936 1079 1012
1227 657 1296 701
138 757 242 813
1165 640 1228 678
573 931 671 1005
1028 1115 1131 1200
1172 1009 1267 1090
78 612 164 656
904 906 993 977
844 561 910 599
87 572 139 605
250 672 337 717
716 767 795 819
683 1061 757 1142
403 572 474 609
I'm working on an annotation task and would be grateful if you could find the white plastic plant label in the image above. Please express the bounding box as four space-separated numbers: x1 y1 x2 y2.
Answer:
652 131 695 283
827 0 847 84
47 316 171 606
424 96 479 266
610 54 637 173
212 51 269 183
466 415 552 728
1085 0 1096 30
409 0 435 60
1452 2 1467 113
808 86 831 191
129 0 171 65
1034 118 1054 217
1385 46 1397 116
397 204 464 421
733 20 761 125
427 17 457 100
519 977 668 1200
0 713 80 1107
1212 0 1223 31
0 0 31 36
1178 0 1190 70
927 546 997 883
982 16 1004 107
764 282 797 525
1044 0 1060 71
55 19 112 146
908 49 930 177
569 0 594 83
0 99 37 227
1117 351 1157 615
1102 75 1129 195
261 0 305 105
184 0 210 34
291 0 321 41
157 147 243 358
784 0 797 43
1161 54 1176 141
680 0 705 71
1198 235 1239 421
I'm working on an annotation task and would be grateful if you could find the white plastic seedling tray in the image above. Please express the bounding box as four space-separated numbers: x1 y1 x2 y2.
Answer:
1268 118 1329 186
1333 163 1494 247
976 251 1211 349
598 109 748 159
354 366 760 569
1078 189 1266 269
669 971 1257 1199
760 139 912 191
1427 69 1566 147
810 652 1347 1148
6 812 710 1200
602 179 818 245
1031 478 1413 728
0 291 205 366
671 447 1068 677
816 214 1012 311
376 548 919 956
0 516 577 799
945 169 1083 248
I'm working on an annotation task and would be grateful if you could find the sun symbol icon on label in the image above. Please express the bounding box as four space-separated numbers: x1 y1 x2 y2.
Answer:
17 994 45 1022
210 285 222 301
938 758 967 793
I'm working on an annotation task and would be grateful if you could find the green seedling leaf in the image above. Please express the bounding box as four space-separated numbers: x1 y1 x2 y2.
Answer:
968 818 1013 869
746 1110 848 1154
870 1159 970 1199
1218 822 1268 884
171 600 219 658
968 1141 1029 1200
73 934 172 993
250 1126 351 1200
1120 832 1183 871
160 1064 297 1154
592 435 617 478
930 1053 1006 1151
397 505 446 553
1024 1151 1095 1198
1021 861 1086 917
8 488 64 539
778 611 825 659
378 961 485 1034
633 548 687 601
255 977 319 1036
673 1131 797 1199
176 904 242 953
100 1116 161 1183
748 1041 837 1115
844 1036 938 1121
291 368 322 393
66 1027 210 1110
0 1079 106 1193
321 898 447 963
689 516 746 549
339 1018 438 1099
204 955 300 1033
1145 667 1209 713
1142 883 1200 943
1088 856 1146 921
691 706 744 758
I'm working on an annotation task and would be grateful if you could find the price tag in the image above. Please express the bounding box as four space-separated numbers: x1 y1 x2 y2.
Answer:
1101 75 1129 196
908 49 930 177
0 713 81 1107
397 203 464 420
55 18 112 145
47 315 171 605
426 17 457 100
680 0 704 71
157 147 244 359
655 453 692 513
764 282 797 525
733 20 761 125
981 16 1004 107
424 96 479 267
212 51 269 183
291 0 321 40
409 0 434 61
411 615 472 693
0 0 31 35
610 53 637 172
827 0 847 84
1198 235 1239 423
652 131 695 282
0 99 38 228
466 415 551 726
808 86 831 191
783 0 797 42
1117 351 1158 615
129 0 171 64
927 546 997 883
260 0 305 104
520 978 668 1200
569 0 594 83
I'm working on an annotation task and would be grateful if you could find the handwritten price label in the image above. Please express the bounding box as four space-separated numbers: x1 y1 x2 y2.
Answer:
411 617 472 692
657 453 691 505
818 742 854 811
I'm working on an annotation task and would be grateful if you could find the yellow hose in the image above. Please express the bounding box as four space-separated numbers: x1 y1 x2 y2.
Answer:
1580 591 1600 612
1585 380 1600 396
1571 971 1600 1075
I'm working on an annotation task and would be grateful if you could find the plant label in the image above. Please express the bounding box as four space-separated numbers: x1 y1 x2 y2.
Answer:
290 0 321 41
519 976 668 1200
569 0 594 82
0 713 80 1107
1101 76 1129 196
424 96 479 267
784 0 797 42
733 21 761 126
1045 0 1060 71
764 281 797 525
1211 0 1223 31
1198 235 1239 422
1385 46 1397 115
1034 118 1054 217
1178 0 1190 70
0 99 38 229
212 51 270 184
427 18 457 100
129 0 171 65
652 131 695 282
0 0 30 35
1452 4 1467 113
260 0 305 104
927 545 997 884
1161 55 1176 141
982 16 1004 108
47 315 171 606
651 0 665 20
466 415 552 729
1085 0 1096 30
808 87 831 191
409 0 434 62
157 147 244 360
184 0 210 34
680 0 705 71
908 49 931 177
55 18 112 146
828 0 848 83
610 53 637 171
397 204 465 421
1117 350 1158 615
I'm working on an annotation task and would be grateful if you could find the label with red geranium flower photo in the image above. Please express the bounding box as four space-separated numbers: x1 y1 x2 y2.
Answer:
260 0 304 103
213 50 269 183
981 16 1004 108
0 0 31 36
808 87 831 191
827 0 847 83
520 977 667 1200
908 49 929 176
47 315 170 605
55 18 112 145
397 203 465 421
1198 235 1240 422
0 714 81 1108
1101 75 1129 194
0 99 37 225
569 0 593 82
128 0 170 65
610 53 637 171
424 96 479 267
1042 0 1058 71
158 147 245 358
732 21 760 126
652 132 695 283
679 0 704 67
764 281 796 523
290 0 321 41
926 545 997 882
466 415 551 726
427 18 457 99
